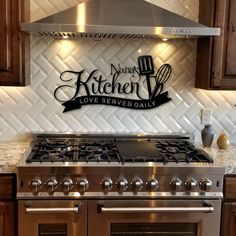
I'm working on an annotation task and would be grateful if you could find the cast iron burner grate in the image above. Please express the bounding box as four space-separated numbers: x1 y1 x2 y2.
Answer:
152 140 213 163
26 137 213 164
26 138 121 163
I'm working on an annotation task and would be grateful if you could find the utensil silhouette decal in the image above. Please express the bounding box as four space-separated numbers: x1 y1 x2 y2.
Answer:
138 56 172 100
150 64 172 100
138 55 155 99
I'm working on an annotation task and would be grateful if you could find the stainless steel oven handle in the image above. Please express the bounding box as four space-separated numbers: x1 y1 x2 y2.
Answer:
26 206 80 214
99 206 214 214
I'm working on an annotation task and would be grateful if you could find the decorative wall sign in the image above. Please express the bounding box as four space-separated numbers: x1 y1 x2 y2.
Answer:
54 56 172 113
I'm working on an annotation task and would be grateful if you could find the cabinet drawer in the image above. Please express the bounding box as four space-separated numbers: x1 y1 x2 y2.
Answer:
0 174 16 200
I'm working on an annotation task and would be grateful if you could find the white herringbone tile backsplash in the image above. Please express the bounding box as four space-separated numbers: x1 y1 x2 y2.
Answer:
0 0 236 142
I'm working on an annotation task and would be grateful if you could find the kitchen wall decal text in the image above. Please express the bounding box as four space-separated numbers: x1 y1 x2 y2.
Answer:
54 55 172 112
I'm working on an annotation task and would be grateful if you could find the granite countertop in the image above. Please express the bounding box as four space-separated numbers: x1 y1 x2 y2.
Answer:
0 142 32 173
202 144 236 174
0 140 236 174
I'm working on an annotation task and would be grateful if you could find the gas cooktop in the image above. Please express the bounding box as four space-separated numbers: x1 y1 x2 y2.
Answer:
26 134 213 164
18 134 222 202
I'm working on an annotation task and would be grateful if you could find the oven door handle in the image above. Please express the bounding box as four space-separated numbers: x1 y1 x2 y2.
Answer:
25 205 81 214
98 205 214 214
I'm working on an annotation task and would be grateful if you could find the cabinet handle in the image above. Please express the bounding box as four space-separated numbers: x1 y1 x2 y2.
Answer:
232 23 235 32
0 68 9 72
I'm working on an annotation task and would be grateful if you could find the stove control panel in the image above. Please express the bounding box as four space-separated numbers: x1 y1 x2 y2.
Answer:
19 166 224 199
26 176 217 195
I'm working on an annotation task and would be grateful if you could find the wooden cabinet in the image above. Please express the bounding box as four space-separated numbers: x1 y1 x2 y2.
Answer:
0 174 16 236
196 0 236 89
221 176 236 236
0 0 30 86
0 203 14 236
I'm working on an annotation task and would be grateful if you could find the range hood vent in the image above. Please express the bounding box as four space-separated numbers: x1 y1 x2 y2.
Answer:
21 0 220 39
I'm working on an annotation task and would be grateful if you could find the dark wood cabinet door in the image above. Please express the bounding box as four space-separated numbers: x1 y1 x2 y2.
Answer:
0 174 16 236
0 0 30 86
221 203 236 236
0 202 14 236
221 176 236 236
196 0 236 89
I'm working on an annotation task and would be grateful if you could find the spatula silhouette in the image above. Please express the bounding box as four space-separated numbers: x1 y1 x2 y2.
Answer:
138 56 154 99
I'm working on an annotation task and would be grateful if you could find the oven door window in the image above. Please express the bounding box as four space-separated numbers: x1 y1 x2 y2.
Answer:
111 223 197 236
38 224 67 236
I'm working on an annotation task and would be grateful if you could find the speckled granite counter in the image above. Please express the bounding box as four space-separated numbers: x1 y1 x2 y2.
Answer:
201 144 236 174
0 142 31 173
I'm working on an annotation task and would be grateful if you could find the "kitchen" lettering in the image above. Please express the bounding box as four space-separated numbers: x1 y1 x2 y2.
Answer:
54 69 144 102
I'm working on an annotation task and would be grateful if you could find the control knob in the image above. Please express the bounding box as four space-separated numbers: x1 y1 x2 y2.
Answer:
116 178 128 192
146 179 158 192
185 178 197 192
101 178 113 192
61 178 73 193
199 179 213 192
170 178 182 191
131 177 143 192
76 178 89 193
29 178 42 194
45 178 58 193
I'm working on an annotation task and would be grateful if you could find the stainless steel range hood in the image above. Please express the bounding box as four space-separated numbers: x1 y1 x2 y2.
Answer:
21 0 220 39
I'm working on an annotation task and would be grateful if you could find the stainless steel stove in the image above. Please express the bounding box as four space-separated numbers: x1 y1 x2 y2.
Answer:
17 134 224 236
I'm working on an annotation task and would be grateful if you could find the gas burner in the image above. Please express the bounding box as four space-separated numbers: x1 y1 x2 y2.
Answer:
26 150 76 163
165 147 179 153
86 153 109 162
38 139 72 151
85 145 108 153
40 153 71 162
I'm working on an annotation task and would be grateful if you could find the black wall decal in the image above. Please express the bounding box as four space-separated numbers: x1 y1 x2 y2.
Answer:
54 56 172 113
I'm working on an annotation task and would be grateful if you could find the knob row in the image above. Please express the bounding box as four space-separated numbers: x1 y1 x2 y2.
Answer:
101 177 157 192
29 177 89 194
29 177 158 194
172 178 213 192
102 178 212 192
29 177 213 194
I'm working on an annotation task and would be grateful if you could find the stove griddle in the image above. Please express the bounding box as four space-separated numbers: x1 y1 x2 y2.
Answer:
116 140 164 162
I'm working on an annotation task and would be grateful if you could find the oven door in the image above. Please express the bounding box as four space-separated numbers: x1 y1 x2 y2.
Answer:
88 199 221 236
18 200 87 236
